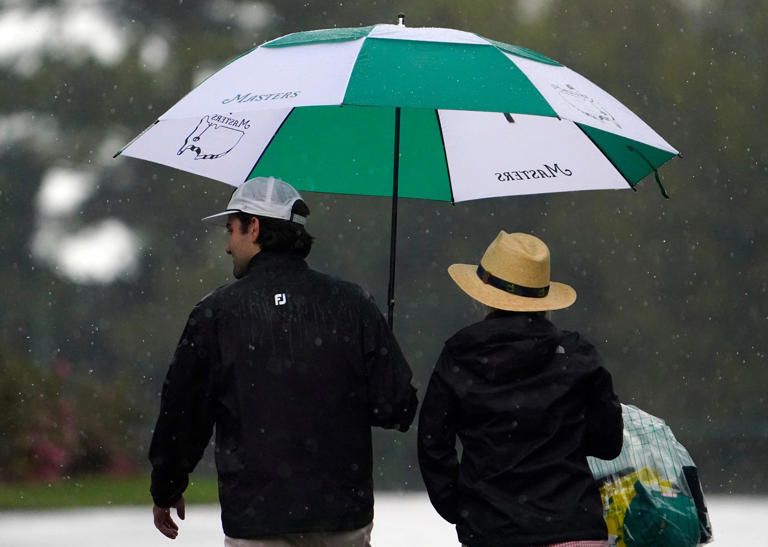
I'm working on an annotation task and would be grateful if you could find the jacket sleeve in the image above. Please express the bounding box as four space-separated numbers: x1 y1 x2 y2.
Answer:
583 364 623 460
148 301 218 507
417 350 460 524
360 295 418 432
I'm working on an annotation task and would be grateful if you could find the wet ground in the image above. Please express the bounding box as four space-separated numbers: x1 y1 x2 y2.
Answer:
0 492 761 546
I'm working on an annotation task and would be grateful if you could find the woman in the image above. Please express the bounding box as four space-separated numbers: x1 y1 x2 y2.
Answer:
418 231 623 547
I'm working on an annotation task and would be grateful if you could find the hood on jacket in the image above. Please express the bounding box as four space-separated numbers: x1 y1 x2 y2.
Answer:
444 310 562 381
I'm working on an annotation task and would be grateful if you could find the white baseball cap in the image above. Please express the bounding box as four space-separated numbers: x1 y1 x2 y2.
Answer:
201 176 307 225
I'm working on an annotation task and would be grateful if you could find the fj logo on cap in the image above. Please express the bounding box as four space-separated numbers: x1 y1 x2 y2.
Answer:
274 293 287 306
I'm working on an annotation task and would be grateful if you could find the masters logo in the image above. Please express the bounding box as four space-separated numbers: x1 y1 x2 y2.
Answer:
177 114 251 160
495 164 573 182
551 83 621 129
222 91 300 104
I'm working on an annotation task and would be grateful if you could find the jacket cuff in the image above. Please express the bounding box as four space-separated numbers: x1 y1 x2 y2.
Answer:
150 467 189 507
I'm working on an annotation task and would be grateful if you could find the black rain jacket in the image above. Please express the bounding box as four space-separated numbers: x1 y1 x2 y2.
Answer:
418 311 622 547
149 251 418 538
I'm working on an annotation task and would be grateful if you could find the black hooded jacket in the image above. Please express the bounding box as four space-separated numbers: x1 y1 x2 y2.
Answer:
418 311 622 547
149 251 418 538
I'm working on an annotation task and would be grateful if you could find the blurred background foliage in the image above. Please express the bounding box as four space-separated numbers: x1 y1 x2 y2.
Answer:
0 0 766 497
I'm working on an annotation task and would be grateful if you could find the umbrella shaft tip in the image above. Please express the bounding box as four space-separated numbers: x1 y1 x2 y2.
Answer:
397 13 405 26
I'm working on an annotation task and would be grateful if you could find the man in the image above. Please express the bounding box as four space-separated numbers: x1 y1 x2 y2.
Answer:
149 176 418 545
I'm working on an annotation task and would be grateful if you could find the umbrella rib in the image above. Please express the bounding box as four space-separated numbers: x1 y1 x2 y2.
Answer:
114 120 159 158
433 109 456 205
573 122 637 193
576 122 671 198
243 107 297 183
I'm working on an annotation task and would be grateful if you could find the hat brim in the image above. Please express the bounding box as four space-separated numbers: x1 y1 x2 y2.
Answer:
201 210 240 225
201 209 307 226
448 263 577 311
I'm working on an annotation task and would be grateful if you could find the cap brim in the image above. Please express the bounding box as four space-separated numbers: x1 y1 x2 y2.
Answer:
201 210 239 225
448 263 577 311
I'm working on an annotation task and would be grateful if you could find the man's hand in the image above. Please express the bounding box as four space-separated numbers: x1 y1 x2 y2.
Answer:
153 495 186 539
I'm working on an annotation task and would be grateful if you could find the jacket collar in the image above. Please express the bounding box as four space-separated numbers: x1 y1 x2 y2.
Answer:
245 250 307 275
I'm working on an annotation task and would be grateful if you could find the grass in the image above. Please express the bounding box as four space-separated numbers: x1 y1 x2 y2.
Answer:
0 475 219 510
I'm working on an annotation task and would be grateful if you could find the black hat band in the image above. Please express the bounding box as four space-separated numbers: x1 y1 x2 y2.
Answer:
476 264 550 298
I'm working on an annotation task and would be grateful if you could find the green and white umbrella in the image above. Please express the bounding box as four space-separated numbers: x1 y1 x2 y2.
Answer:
118 19 679 324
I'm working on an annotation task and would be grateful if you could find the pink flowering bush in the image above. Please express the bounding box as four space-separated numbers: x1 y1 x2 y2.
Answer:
0 346 141 483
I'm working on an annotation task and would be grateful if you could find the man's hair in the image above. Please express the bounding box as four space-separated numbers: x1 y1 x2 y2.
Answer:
236 200 314 258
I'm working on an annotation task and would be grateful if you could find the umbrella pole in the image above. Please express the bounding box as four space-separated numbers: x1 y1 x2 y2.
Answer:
387 107 402 330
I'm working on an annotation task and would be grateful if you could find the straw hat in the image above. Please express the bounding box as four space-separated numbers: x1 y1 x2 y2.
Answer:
448 231 576 311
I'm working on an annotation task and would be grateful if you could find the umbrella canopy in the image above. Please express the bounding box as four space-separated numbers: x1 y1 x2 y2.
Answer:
118 20 679 325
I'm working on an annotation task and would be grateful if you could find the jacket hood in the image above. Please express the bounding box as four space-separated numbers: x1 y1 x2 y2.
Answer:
444 311 561 381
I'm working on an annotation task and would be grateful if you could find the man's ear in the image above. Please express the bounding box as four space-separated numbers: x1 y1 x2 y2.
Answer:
249 216 260 244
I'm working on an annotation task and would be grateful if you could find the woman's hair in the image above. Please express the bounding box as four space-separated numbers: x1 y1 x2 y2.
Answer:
236 200 314 258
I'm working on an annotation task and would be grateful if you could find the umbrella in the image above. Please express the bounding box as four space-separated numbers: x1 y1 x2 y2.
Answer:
117 16 679 327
